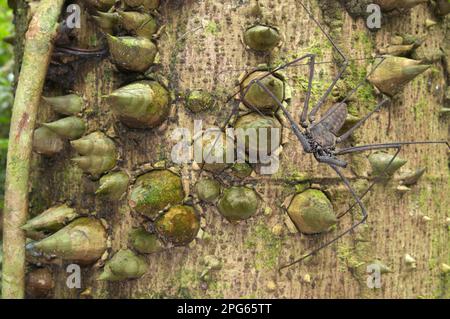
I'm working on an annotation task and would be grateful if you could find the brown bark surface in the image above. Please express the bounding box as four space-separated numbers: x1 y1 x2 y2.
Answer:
21 0 449 298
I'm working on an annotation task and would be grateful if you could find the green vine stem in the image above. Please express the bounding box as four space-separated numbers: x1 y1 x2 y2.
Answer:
2 0 65 299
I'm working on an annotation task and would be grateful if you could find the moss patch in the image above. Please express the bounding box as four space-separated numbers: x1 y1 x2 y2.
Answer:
205 21 220 35
245 223 283 270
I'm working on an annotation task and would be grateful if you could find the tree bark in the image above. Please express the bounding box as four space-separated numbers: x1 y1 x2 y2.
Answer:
12 0 450 299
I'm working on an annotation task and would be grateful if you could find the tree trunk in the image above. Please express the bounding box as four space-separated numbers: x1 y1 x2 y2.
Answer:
12 0 450 299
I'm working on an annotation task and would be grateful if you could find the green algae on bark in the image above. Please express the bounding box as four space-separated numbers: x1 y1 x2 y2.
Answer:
129 228 164 254
106 80 170 129
217 187 259 221
98 249 148 281
195 179 221 203
155 205 200 245
21 204 79 233
244 223 282 270
129 170 185 219
287 189 337 234
30 218 107 264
